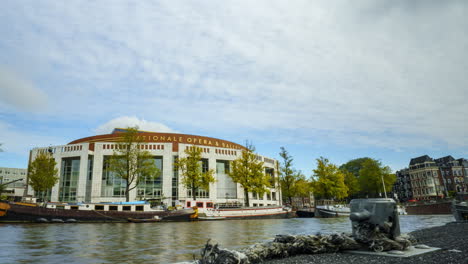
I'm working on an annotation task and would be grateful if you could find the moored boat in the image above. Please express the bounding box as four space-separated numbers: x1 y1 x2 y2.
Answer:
315 204 350 218
0 200 195 223
397 205 407 215
405 200 452 215
203 204 290 219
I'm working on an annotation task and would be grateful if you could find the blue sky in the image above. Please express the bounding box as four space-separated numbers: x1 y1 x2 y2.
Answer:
1 1 467 175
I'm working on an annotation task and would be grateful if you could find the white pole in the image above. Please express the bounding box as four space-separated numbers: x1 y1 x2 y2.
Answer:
381 175 387 198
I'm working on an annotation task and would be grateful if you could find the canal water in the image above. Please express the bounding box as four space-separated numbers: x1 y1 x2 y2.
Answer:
0 215 454 264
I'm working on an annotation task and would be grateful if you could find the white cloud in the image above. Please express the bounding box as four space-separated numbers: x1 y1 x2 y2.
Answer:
0 66 48 111
1 1 468 151
94 116 177 135
0 121 60 155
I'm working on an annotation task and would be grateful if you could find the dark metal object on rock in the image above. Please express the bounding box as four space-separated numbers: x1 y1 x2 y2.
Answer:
350 198 400 239
350 198 415 252
452 200 468 221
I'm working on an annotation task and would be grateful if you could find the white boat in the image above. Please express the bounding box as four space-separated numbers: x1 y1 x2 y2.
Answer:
397 205 407 215
204 205 290 219
315 204 350 218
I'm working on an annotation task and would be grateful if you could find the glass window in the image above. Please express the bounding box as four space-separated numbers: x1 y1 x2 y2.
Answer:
137 156 163 199
101 156 127 198
216 160 236 199
59 157 81 202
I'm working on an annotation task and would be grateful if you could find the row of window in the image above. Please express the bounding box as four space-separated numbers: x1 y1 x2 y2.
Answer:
63 145 83 152
102 144 165 150
413 187 435 196
215 149 237 155
0 170 27 175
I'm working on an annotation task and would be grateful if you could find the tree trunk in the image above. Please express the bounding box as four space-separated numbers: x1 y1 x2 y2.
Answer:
126 185 130 202
192 187 197 201
244 189 249 207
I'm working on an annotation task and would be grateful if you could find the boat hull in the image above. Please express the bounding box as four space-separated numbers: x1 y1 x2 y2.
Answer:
315 208 350 218
204 206 290 220
0 201 194 223
405 201 452 215
296 209 315 218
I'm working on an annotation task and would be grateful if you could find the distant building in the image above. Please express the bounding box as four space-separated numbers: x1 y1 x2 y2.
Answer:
0 167 27 200
394 155 468 201
27 129 281 209
434 156 467 195
408 155 441 200
393 168 412 202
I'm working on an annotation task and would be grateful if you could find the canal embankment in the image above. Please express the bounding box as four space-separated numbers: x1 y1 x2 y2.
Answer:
265 221 468 264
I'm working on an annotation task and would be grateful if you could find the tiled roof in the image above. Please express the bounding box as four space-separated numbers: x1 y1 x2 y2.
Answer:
409 155 433 166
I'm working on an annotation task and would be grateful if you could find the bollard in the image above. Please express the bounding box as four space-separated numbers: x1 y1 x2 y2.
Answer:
350 198 400 239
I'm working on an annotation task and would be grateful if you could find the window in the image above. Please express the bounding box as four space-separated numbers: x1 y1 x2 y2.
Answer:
59 157 80 202
109 206 118 211
186 201 191 207
123 206 131 211
102 156 127 198
95 205 104 211
216 160 236 199
196 202 204 208
136 206 144 211
137 156 163 199
206 202 213 208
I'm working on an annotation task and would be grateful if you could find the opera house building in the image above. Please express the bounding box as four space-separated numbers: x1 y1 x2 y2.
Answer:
27 129 281 209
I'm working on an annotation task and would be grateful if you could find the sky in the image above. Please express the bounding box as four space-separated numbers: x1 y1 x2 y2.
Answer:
0 1 467 175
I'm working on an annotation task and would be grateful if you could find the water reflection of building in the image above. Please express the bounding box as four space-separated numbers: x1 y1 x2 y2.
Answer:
0 167 27 200
27 129 281 208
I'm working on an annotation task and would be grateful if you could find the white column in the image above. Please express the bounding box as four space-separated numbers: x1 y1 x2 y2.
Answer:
91 145 104 203
50 151 61 202
162 144 173 205
208 156 217 200
76 143 89 202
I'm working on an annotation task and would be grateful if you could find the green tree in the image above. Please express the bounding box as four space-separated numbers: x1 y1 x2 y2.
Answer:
343 170 360 198
175 146 215 201
106 127 160 202
294 172 313 206
279 147 299 205
358 159 396 197
228 144 271 207
339 157 373 178
28 152 59 201
311 157 348 200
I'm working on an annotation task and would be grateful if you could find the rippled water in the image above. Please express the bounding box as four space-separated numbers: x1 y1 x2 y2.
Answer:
0 215 454 264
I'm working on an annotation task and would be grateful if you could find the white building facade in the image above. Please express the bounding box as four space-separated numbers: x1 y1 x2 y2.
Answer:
27 129 281 209
0 167 27 199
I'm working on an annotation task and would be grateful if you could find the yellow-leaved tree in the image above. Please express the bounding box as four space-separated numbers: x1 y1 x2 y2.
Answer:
105 127 160 202
311 157 348 200
175 146 215 201
28 151 59 201
228 144 271 207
